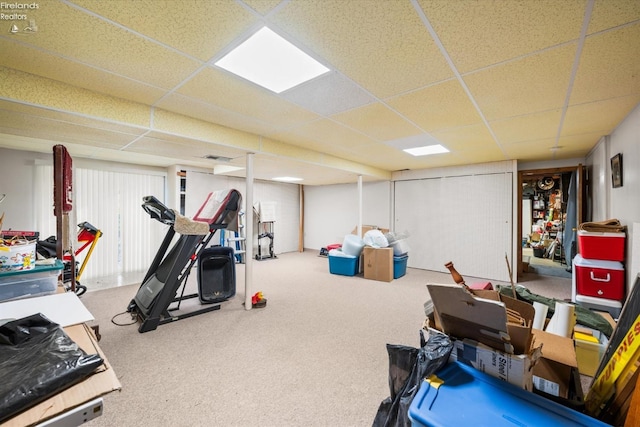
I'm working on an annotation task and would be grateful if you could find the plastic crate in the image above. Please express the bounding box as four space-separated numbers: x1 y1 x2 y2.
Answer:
408 361 609 427
0 260 63 302
328 254 358 276
393 254 408 279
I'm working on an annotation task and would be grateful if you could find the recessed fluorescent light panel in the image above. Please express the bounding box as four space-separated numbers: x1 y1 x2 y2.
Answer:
404 144 449 156
215 27 330 93
272 176 303 182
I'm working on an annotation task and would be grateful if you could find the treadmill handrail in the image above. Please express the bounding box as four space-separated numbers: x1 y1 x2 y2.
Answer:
142 196 176 225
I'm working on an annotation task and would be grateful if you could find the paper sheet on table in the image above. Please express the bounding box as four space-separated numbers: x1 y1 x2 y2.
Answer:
0 292 94 327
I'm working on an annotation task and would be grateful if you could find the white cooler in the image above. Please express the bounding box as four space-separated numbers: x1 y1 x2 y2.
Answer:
574 294 622 318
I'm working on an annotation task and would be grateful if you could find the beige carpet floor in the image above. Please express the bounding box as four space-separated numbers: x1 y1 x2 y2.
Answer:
80 250 573 427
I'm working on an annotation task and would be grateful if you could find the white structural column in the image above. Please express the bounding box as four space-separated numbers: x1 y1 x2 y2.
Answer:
357 175 363 237
245 153 254 310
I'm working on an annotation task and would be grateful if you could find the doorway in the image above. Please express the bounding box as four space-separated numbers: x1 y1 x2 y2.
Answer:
517 165 585 281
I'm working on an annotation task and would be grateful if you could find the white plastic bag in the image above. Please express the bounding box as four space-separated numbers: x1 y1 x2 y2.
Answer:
363 229 389 248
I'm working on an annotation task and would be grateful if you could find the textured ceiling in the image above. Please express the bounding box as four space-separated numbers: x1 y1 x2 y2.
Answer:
0 0 639 185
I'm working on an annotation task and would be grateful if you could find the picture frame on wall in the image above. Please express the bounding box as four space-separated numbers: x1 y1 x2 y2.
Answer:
611 153 623 188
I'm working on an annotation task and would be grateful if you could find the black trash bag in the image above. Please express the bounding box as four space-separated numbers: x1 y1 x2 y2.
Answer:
36 236 58 259
0 313 103 423
372 329 453 427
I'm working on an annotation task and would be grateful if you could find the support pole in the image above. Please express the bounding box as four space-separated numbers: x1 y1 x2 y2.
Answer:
244 153 254 310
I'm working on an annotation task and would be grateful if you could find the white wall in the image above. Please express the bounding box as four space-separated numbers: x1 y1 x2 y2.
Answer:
588 137 608 222
183 169 300 255
586 103 640 293
303 162 516 282
303 181 391 249
0 148 50 231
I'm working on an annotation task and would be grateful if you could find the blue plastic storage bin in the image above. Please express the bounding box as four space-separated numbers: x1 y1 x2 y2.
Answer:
408 361 609 427
0 260 64 302
328 254 358 276
393 254 408 279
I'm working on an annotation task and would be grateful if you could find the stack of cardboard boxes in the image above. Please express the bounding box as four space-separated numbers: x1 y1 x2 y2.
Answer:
327 225 409 282
426 283 583 402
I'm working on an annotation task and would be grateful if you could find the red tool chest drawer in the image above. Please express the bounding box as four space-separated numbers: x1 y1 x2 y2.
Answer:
574 254 625 301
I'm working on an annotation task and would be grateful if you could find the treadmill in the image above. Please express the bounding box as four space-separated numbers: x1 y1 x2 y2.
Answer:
127 189 241 333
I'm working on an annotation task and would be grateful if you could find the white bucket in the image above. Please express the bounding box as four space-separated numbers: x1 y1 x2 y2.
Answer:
0 241 37 271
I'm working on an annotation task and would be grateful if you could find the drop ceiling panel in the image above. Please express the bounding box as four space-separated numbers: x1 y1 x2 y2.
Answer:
0 133 182 167
279 119 377 155
265 127 382 170
1 67 151 126
0 100 148 136
464 44 577 120
176 67 320 128
588 1 640 34
242 154 366 186
144 131 250 160
71 0 257 61
418 0 585 73
561 95 640 137
265 126 332 155
330 102 422 141
152 109 261 151
125 136 248 164
570 23 640 105
387 79 483 132
558 132 608 153
282 71 376 117
351 144 463 172
0 110 138 149
502 139 557 161
155 93 276 137
15 1 202 89
260 137 323 163
0 39 166 106
491 110 563 144
431 124 499 153
458 146 509 164
271 0 453 99
242 0 283 16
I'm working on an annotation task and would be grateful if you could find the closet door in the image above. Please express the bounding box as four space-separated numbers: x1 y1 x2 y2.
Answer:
395 173 512 282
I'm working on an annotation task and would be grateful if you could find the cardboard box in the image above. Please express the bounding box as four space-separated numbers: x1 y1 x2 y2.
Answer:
427 283 535 355
531 329 578 399
449 338 541 390
3 323 121 426
363 247 393 282
351 225 389 237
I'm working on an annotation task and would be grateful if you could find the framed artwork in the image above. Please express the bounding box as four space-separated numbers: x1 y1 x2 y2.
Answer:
611 153 623 188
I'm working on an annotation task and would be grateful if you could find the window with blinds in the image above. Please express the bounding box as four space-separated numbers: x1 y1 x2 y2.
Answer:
34 164 166 282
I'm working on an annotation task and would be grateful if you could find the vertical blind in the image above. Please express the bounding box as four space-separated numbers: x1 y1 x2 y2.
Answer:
34 164 165 281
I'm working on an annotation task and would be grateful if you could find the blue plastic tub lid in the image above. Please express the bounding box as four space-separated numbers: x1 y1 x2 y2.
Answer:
0 259 64 278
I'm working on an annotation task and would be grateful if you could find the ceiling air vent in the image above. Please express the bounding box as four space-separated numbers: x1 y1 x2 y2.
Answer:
203 155 232 162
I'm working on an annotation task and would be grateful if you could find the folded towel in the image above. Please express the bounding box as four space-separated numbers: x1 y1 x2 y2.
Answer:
578 219 626 233
173 210 209 235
